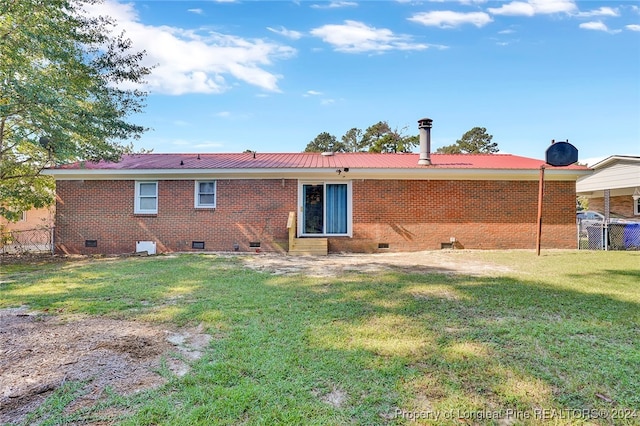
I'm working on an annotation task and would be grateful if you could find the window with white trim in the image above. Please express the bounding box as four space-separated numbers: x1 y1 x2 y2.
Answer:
634 196 640 216
135 181 158 214
195 181 216 208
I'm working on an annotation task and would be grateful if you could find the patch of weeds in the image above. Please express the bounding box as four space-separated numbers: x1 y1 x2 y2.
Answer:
19 380 87 426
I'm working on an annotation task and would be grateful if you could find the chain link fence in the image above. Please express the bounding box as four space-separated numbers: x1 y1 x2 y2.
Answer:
578 221 640 251
1 227 54 255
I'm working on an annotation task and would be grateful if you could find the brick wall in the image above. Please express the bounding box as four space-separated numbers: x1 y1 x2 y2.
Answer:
331 179 576 252
55 178 577 254
588 195 637 218
55 179 297 255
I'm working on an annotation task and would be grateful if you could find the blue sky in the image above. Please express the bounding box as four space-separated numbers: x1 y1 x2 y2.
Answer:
92 0 639 164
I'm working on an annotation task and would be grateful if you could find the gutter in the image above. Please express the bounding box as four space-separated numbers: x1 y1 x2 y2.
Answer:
42 167 591 181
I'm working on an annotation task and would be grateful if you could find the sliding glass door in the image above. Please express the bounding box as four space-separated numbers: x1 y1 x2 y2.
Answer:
301 182 351 236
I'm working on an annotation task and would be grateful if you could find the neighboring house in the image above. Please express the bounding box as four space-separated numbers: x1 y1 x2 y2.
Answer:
0 207 55 253
44 150 588 255
576 155 640 218
0 207 54 232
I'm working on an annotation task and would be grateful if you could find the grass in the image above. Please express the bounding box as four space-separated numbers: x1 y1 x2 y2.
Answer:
1 251 639 425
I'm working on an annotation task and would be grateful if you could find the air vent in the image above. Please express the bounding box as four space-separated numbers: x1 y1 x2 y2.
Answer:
249 242 261 248
192 241 205 250
85 240 97 248
378 243 389 249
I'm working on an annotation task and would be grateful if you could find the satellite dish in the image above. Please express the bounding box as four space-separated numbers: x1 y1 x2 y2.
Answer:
546 140 578 167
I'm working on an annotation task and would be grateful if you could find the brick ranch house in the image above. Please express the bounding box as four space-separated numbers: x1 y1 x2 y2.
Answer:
45 147 589 255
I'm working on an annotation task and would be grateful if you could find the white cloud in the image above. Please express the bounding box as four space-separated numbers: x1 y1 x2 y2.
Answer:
579 21 609 32
310 1 358 9
267 26 303 40
187 8 204 15
578 21 621 33
530 0 577 14
488 2 535 17
213 111 252 120
576 7 619 18
194 142 225 148
304 90 323 96
580 156 606 167
84 1 296 95
626 24 640 32
488 0 577 16
310 20 430 53
408 11 493 28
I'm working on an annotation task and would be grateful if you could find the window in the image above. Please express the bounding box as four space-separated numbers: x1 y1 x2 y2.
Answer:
634 197 640 216
195 181 216 208
300 182 351 236
135 181 158 214
18 211 26 222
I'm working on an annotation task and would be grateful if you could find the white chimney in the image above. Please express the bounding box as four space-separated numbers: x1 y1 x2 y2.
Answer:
418 117 433 165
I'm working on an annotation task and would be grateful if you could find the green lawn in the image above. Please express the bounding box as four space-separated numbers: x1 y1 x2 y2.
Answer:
1 251 639 425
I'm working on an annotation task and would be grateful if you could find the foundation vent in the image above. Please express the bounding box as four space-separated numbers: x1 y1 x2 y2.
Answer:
136 241 157 255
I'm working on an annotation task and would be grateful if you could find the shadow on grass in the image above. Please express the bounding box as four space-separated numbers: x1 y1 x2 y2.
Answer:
267 271 639 410
570 268 640 283
1 255 638 425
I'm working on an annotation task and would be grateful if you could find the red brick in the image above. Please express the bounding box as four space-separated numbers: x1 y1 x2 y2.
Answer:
55 178 576 254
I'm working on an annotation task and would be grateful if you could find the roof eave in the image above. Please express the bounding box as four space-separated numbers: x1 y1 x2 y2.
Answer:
43 167 590 181
590 155 640 169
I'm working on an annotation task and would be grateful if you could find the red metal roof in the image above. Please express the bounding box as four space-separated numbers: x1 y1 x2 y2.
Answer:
53 152 588 170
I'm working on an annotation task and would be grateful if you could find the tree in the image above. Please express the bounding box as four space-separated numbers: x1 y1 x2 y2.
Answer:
304 121 418 154
304 132 345 153
0 0 151 221
436 127 499 154
363 121 418 153
341 128 367 152
576 195 589 211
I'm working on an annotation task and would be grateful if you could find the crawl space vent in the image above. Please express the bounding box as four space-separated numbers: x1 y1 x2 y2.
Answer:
85 240 98 248
249 242 261 248
192 241 205 250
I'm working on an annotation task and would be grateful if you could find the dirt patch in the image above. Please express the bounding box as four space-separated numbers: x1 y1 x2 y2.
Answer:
240 250 512 277
313 385 348 408
0 307 210 425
